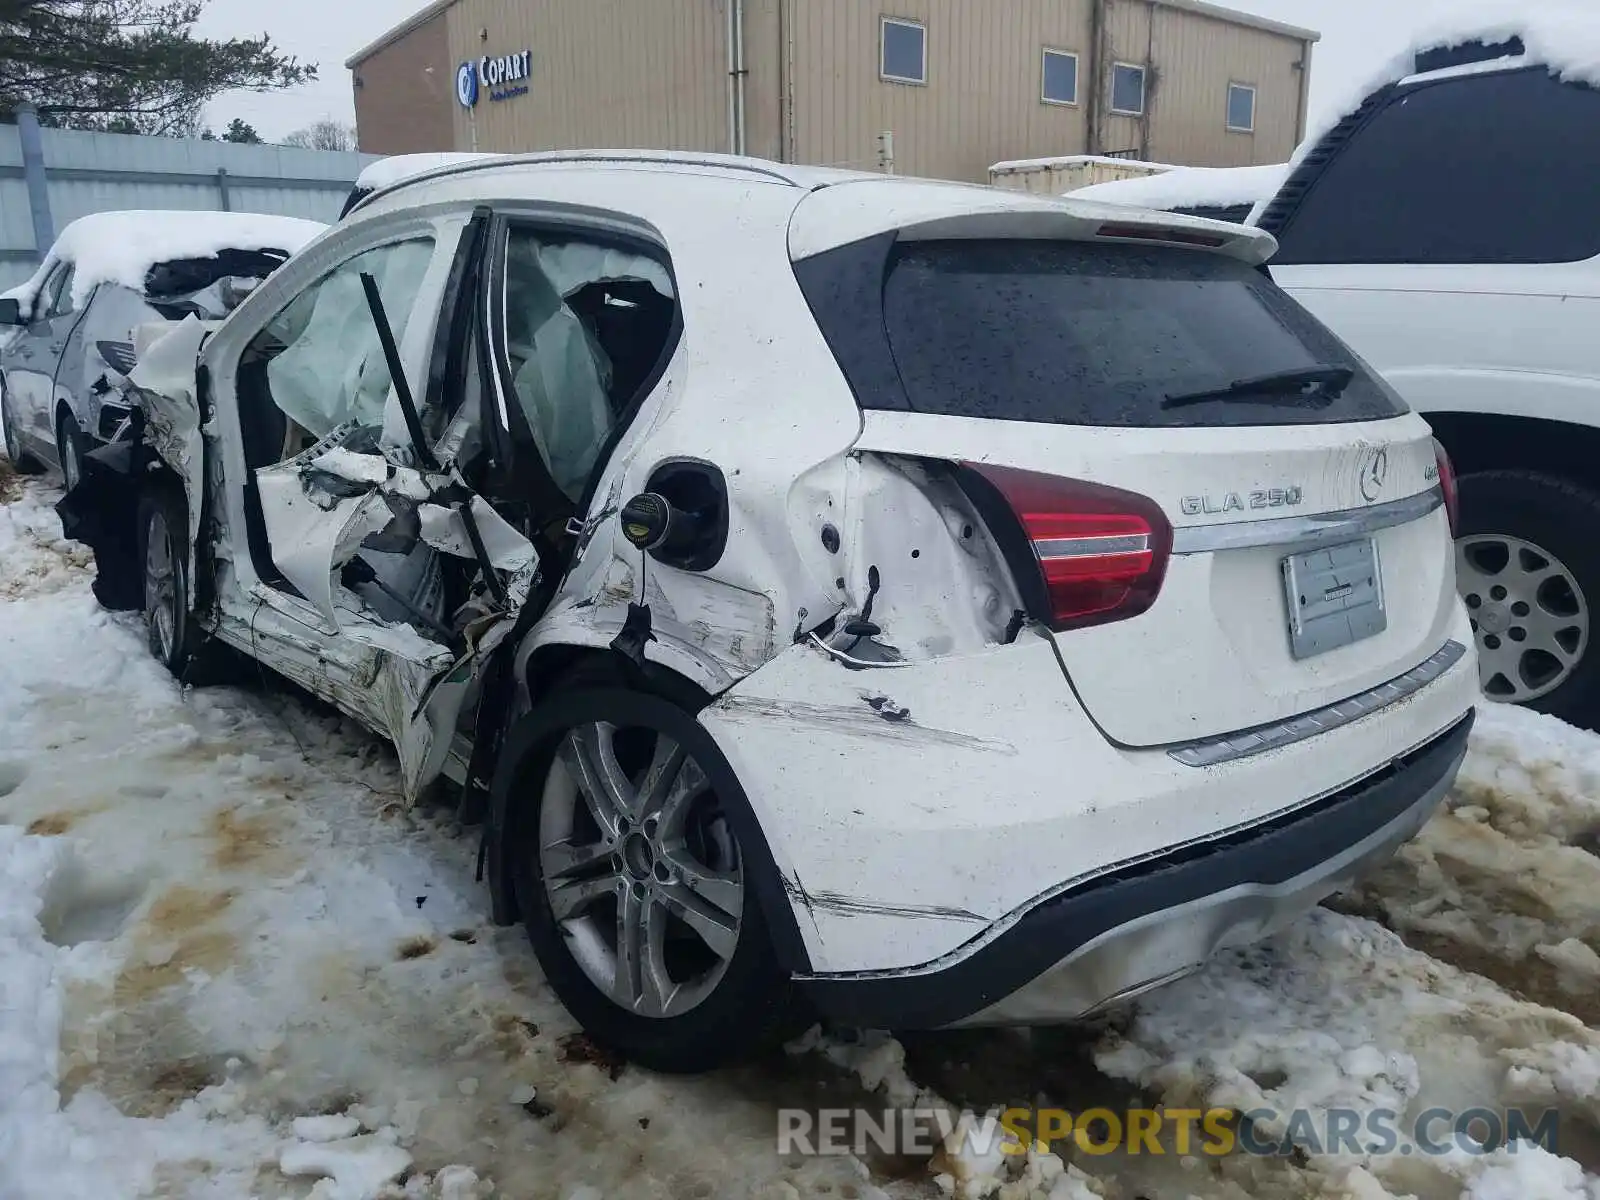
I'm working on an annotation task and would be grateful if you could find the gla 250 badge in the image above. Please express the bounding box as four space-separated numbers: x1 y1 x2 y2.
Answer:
1180 487 1305 516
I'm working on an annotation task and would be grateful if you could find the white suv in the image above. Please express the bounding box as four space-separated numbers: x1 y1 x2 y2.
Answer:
1254 33 1600 726
61 152 1478 1072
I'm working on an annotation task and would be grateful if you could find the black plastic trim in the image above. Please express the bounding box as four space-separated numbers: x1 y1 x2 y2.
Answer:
426 205 491 438
949 462 1050 624
801 711 1473 1029
791 231 908 412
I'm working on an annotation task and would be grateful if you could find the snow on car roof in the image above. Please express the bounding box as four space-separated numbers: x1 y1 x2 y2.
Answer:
11 210 327 320
1071 163 1290 211
988 153 1181 175
354 152 504 192
1248 0 1600 224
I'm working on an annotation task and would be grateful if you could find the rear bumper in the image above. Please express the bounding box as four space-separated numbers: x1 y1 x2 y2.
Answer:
799 711 1471 1029
700 610 1480 979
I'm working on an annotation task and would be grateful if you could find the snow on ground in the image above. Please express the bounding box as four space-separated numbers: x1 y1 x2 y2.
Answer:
0 479 886 1200
1343 705 1600 1024
2 471 1600 1200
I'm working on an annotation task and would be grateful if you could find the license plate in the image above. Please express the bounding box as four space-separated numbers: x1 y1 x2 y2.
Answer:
1281 538 1386 660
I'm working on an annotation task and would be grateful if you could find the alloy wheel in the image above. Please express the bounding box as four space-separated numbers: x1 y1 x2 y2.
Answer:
145 508 178 663
538 720 744 1019
1457 533 1589 703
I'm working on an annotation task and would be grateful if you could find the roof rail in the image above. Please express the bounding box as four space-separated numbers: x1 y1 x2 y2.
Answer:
351 149 803 215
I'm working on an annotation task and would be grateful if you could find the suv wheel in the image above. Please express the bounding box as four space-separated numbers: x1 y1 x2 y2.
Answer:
2 380 43 474
55 409 86 491
500 675 801 1072
1456 470 1600 727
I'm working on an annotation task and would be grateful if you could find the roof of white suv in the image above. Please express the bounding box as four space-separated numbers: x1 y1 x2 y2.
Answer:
348 149 1277 266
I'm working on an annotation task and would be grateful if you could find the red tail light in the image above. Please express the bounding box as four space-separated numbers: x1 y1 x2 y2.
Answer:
960 463 1172 632
1433 438 1459 536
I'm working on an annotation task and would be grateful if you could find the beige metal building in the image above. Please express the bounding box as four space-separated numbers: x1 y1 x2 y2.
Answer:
347 0 1318 184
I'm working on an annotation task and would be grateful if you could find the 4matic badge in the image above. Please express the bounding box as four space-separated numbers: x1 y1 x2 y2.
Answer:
1180 487 1304 516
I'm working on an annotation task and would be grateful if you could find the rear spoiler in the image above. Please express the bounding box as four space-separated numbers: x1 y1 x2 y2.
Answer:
788 178 1276 266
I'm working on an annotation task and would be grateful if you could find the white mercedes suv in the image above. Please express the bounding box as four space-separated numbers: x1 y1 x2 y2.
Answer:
57 152 1479 1073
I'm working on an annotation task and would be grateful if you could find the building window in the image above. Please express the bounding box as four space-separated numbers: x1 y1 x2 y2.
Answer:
1110 62 1146 116
881 17 926 85
1041 49 1079 105
1227 82 1257 132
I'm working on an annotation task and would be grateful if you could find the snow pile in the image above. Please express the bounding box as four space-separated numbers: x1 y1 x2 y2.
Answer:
11 210 327 319
355 153 503 193
1250 0 1600 225
989 153 1178 175
1095 903 1600 1197
1072 163 1289 211
1345 703 1600 1005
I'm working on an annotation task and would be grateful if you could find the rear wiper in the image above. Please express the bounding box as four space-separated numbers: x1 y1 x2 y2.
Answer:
1162 365 1355 410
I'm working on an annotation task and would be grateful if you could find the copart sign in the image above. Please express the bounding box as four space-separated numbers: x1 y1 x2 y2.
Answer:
456 50 531 107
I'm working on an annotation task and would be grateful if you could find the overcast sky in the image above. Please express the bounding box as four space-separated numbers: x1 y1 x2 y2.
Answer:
194 0 1447 144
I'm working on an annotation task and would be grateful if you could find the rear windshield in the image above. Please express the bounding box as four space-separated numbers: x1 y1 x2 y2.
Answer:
144 247 291 300
796 237 1406 428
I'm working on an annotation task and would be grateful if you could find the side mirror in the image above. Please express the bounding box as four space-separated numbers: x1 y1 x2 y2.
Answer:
0 297 22 326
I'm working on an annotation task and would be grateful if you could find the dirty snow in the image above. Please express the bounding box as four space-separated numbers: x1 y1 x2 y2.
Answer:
11 210 327 319
2 466 1599 1200
1071 163 1289 211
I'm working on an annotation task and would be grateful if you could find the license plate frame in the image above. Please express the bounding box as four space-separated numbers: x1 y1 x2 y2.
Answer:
1281 537 1386 660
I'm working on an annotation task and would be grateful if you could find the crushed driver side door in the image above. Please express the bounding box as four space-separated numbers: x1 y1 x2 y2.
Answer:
241 206 539 799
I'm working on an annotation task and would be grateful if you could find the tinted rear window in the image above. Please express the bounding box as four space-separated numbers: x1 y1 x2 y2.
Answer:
1270 68 1600 266
799 237 1405 428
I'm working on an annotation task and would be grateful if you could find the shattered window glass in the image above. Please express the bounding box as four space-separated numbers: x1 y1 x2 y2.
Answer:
500 230 675 502
243 237 435 464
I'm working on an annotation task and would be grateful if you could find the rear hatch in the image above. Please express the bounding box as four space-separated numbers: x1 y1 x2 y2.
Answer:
790 183 1459 748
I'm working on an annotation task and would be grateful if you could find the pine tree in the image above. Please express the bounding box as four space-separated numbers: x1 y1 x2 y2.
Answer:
1 1 313 134
222 117 262 143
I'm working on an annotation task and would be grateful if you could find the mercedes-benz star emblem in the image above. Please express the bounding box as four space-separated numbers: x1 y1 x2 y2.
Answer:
1360 446 1389 504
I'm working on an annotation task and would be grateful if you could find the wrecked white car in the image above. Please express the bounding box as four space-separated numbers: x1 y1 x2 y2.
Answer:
61 152 1480 1073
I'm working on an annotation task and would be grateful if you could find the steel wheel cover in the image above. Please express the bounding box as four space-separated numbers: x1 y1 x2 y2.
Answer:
1457 533 1589 703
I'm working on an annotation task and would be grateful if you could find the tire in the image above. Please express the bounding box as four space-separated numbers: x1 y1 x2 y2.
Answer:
55 407 87 491
1 378 44 474
1455 470 1600 728
138 488 203 680
496 663 803 1073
